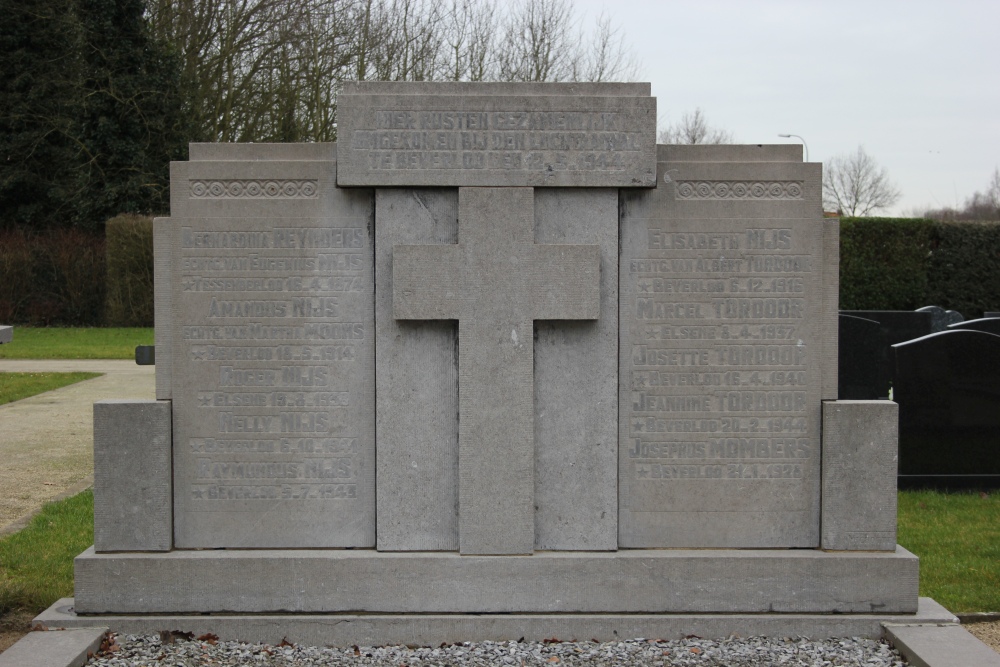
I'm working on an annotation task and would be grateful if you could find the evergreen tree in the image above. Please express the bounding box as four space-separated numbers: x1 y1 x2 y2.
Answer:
74 0 189 229
0 0 84 228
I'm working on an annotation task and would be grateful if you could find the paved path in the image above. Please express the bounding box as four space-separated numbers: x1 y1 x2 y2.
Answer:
0 360 154 533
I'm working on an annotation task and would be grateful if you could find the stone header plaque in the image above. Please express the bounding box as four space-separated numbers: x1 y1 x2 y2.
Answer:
168 158 375 549
336 82 656 188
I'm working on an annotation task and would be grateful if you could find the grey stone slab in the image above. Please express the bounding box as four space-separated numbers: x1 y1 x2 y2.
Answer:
39 597 954 645
0 627 106 667
189 142 336 161
533 188 618 551
822 218 840 400
343 81 651 97
153 217 172 399
885 623 1000 667
392 187 600 554
619 157 832 548
375 189 459 551
0 325 11 344
93 400 172 552
72 546 920 614
336 83 657 188
822 400 898 551
168 158 375 548
657 144 804 163
375 188 618 552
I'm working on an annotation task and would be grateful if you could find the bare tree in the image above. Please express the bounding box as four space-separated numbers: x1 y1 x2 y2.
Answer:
918 167 1000 221
823 145 902 216
659 108 734 145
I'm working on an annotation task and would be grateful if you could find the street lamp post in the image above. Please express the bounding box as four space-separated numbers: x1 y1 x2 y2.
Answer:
778 134 809 162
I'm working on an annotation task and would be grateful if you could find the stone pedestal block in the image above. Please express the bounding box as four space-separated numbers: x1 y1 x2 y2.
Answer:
93 400 172 552
821 400 898 551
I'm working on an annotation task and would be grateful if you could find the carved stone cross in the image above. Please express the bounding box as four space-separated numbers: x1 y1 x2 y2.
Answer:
393 187 601 555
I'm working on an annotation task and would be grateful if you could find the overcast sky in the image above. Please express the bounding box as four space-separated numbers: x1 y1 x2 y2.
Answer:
574 0 1000 215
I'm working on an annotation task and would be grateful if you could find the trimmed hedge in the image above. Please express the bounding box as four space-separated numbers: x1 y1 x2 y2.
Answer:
926 221 1000 319
839 217 935 311
0 227 106 325
840 217 1000 318
104 214 154 327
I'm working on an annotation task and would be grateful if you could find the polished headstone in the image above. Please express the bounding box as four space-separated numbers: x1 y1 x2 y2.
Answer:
947 317 1000 335
392 187 600 554
838 314 886 400
916 305 964 331
336 82 656 188
893 330 1000 489
168 148 376 548
619 147 837 548
840 310 935 398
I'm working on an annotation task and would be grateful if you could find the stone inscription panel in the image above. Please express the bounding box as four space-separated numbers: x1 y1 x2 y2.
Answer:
336 84 656 188
620 216 826 548
171 211 374 548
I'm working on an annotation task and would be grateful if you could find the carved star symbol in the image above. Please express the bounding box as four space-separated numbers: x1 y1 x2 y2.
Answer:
636 465 650 478
633 420 645 432
634 373 647 387
639 281 651 292
645 328 658 340
198 393 212 407
182 279 197 291
192 487 204 498
190 440 203 452
191 348 207 360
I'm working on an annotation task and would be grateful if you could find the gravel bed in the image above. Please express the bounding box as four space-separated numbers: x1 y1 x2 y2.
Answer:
87 634 909 666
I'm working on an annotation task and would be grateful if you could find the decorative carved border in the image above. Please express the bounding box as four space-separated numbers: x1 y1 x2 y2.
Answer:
675 181 804 200
190 179 319 199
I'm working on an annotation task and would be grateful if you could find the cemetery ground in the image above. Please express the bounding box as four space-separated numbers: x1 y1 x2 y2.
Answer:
0 328 998 658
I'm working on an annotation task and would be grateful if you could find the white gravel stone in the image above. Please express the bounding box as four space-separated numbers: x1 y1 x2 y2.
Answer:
85 634 909 667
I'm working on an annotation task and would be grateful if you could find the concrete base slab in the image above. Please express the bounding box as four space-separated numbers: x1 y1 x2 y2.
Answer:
36 598 955 646
0 627 106 667
73 546 920 614
885 623 1000 666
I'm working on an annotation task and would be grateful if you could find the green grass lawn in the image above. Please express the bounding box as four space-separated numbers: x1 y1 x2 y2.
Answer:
898 490 1000 612
0 490 93 616
0 372 101 406
0 327 152 359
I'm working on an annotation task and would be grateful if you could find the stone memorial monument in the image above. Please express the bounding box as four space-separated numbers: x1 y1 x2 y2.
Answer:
43 82 950 644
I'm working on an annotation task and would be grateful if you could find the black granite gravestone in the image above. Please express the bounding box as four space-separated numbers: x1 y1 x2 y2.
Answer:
893 330 1000 490
838 314 886 400
840 310 934 398
916 305 964 331
948 318 1000 335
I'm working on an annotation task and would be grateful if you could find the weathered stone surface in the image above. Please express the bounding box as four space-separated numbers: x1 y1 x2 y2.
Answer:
619 150 836 548
153 217 172 399
73 546 919 614
821 400 898 551
885 623 1000 667
376 188 618 552
393 187 600 554
0 325 11 344
168 155 375 548
93 400 172 552
336 82 656 188
375 189 459 551
533 188 618 550
41 597 956 645
0 627 106 667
